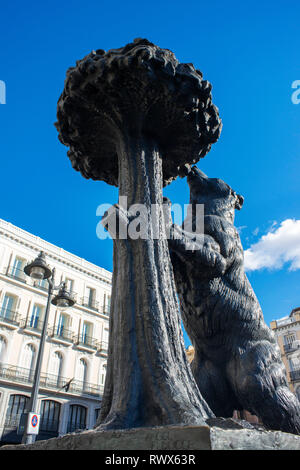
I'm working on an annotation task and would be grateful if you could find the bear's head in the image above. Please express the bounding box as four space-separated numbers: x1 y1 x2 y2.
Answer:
187 166 244 222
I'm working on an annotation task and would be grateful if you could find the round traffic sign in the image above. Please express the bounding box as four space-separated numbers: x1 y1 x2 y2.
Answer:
31 414 38 427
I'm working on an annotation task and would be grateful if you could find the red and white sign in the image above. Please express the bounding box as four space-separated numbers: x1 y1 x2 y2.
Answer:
27 412 40 435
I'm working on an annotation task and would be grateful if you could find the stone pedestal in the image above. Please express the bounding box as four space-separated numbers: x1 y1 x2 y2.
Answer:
1 419 300 450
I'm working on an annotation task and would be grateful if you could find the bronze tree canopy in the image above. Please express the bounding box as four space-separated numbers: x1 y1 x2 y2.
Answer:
55 38 221 187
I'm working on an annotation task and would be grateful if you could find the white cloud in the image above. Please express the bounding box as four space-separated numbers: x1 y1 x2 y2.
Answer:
244 219 300 272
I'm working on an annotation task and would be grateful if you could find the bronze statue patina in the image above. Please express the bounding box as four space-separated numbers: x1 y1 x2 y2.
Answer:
165 166 300 435
55 36 299 435
55 39 221 430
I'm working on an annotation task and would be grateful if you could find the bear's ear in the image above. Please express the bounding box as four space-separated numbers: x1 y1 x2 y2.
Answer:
235 194 244 210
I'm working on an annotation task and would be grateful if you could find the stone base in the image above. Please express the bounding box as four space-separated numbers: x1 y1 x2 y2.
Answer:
1 419 300 450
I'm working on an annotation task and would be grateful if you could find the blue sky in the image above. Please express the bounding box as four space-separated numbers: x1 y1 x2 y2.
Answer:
0 0 300 345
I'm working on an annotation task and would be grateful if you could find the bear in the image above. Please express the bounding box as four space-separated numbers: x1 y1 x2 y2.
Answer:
164 165 300 434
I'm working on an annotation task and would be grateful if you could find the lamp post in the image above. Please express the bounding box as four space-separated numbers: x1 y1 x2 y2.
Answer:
21 251 75 445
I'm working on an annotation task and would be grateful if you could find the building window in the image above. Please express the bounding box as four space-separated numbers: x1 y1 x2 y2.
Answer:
56 312 69 337
100 363 107 386
67 405 87 433
12 256 26 273
29 304 44 329
94 408 101 425
65 278 74 292
8 256 27 282
289 354 300 371
86 287 96 309
82 287 98 311
36 277 48 290
81 321 93 345
0 335 7 363
21 343 36 380
5 394 29 425
77 358 87 385
49 351 63 387
285 334 296 345
38 400 61 440
0 294 17 320
102 327 109 349
103 294 111 315
2 394 30 443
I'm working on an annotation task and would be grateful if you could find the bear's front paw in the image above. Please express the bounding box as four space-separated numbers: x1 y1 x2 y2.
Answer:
198 247 227 277
215 254 227 276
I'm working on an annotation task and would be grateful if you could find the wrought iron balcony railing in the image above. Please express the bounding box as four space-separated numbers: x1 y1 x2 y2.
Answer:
40 371 67 390
68 378 103 396
290 369 300 382
4 266 27 283
0 309 20 326
97 341 108 353
100 308 110 317
284 342 300 354
73 333 98 350
20 316 44 333
20 320 100 351
0 363 103 398
33 280 48 292
0 364 35 385
48 325 74 343
80 297 99 312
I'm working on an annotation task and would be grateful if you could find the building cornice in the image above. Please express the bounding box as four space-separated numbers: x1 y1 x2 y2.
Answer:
273 322 300 335
0 219 112 287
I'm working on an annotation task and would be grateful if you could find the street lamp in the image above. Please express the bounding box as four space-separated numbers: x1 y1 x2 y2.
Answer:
21 251 75 445
24 251 52 281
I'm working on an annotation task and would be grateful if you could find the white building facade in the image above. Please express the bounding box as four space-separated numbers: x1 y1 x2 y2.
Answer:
270 308 300 402
0 218 112 444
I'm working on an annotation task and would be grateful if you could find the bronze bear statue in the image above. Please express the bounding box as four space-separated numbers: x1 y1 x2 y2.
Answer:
164 166 300 434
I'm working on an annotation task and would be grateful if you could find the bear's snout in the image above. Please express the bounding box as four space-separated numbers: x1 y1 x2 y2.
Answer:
187 166 208 184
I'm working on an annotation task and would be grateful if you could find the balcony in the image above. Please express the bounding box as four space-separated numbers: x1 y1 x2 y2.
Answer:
0 363 102 398
0 309 20 327
20 317 44 334
39 371 67 389
68 379 103 396
73 334 98 351
100 308 110 318
0 364 36 385
97 341 108 354
33 280 49 292
284 342 300 354
290 369 300 382
48 326 74 345
3 266 27 284
80 297 99 312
